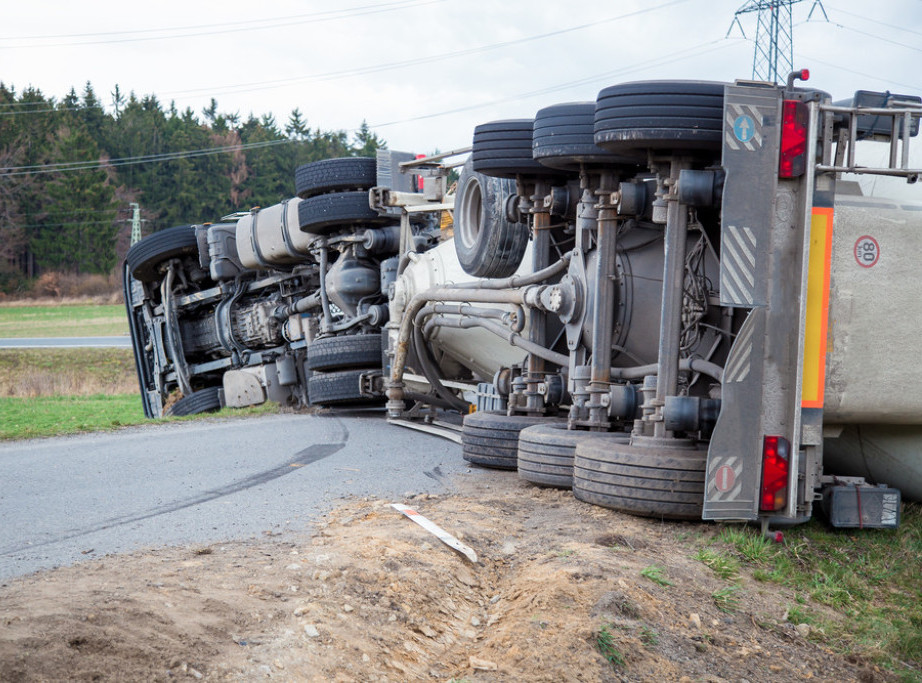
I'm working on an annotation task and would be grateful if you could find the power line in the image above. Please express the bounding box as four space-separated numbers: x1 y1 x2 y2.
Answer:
0 35 741 230
370 38 739 129
0 0 427 40
0 0 695 119
9 207 129 218
0 104 103 117
795 53 922 93
822 20 922 54
16 219 119 229
162 0 694 100
0 0 447 48
0 32 738 178
0 138 294 177
822 4 922 39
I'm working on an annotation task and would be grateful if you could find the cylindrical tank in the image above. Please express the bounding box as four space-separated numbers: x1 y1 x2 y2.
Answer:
822 192 922 500
389 240 532 382
236 198 318 269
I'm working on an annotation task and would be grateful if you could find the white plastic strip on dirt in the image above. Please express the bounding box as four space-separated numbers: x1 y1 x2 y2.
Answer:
390 503 477 563
387 419 463 444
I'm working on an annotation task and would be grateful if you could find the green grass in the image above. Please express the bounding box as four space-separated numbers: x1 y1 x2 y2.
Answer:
0 394 147 439
718 525 774 562
0 394 280 440
712 586 741 613
0 304 127 338
704 514 922 677
694 547 741 581
638 625 659 647
596 623 625 668
640 564 673 587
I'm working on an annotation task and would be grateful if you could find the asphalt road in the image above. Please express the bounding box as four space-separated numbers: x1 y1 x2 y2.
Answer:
0 336 131 348
0 412 474 580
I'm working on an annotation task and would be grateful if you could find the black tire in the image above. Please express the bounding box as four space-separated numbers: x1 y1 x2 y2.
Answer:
295 157 377 199
166 386 223 417
532 102 637 171
594 80 727 157
573 439 707 520
298 191 392 235
461 411 565 470
472 119 563 179
517 423 629 489
308 369 383 406
453 158 529 279
307 334 382 371
126 225 199 282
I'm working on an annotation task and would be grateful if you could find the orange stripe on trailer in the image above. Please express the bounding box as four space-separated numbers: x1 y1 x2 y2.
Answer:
802 207 834 408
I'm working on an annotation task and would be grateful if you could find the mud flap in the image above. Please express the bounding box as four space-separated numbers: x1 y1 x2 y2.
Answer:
703 83 821 521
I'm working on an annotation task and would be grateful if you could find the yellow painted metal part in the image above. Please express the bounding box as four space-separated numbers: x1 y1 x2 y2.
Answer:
802 206 833 408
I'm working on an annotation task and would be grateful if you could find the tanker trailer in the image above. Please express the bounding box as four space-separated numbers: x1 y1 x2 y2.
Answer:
384 74 922 528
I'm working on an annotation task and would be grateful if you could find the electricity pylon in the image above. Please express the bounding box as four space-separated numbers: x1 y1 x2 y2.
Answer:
728 0 828 83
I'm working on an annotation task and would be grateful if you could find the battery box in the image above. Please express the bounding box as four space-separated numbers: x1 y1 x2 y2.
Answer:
820 484 901 529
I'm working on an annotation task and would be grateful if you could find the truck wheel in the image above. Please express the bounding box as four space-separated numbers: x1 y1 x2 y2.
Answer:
298 191 391 235
572 439 707 520
472 119 562 179
308 368 383 406
533 102 637 172
294 157 377 199
461 411 565 470
307 334 382 371
453 158 529 279
517 423 629 489
126 225 199 282
594 81 726 157
166 386 223 417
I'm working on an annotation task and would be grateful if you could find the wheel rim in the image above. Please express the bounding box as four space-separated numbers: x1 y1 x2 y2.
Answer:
457 175 483 251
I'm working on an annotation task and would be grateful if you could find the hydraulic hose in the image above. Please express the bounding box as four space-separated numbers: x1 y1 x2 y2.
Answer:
421 315 568 368
418 314 723 383
411 325 471 412
414 302 526 334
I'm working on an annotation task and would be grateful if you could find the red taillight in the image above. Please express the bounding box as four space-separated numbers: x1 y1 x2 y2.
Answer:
416 153 426 191
779 100 808 178
760 435 790 512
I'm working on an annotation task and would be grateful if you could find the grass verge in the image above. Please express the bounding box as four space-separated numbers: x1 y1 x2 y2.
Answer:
0 394 146 439
695 514 922 679
0 394 280 440
0 304 127 338
0 348 138 397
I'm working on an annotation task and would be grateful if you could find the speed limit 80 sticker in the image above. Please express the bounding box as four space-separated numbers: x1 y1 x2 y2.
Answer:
854 235 880 268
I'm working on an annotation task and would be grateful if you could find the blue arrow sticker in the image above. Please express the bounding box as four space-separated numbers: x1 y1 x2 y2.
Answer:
733 115 756 143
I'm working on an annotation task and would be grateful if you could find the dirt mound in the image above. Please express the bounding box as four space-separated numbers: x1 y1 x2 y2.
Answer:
0 474 889 682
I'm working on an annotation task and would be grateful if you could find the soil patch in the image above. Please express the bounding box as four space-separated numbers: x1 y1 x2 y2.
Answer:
0 474 891 682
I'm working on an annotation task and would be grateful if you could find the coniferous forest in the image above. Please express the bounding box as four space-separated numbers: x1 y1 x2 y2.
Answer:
0 81 385 292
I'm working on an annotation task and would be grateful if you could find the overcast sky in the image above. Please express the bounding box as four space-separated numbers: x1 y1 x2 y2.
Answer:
3 0 922 156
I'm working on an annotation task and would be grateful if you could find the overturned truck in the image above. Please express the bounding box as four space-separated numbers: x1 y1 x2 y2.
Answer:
125 73 922 529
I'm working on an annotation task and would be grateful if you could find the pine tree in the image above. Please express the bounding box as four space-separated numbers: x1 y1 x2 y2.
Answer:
353 120 385 156
285 108 309 141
